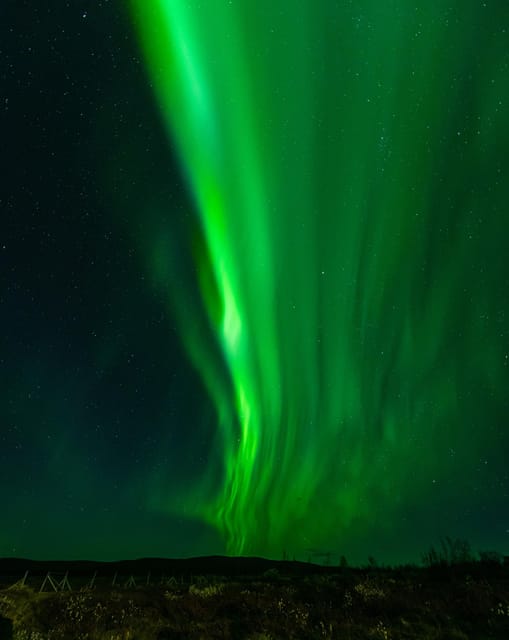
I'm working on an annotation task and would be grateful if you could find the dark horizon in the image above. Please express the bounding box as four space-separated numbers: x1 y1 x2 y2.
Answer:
1 540 508 570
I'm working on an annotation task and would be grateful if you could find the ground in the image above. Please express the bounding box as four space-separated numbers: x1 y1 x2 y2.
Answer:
1 562 509 639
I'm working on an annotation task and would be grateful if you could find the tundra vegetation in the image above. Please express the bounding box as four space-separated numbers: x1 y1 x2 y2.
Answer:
0 539 507 639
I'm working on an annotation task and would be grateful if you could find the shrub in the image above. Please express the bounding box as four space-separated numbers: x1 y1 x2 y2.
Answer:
422 537 474 567
188 583 224 598
479 550 503 565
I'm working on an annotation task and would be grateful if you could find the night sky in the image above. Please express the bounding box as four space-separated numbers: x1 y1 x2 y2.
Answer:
1 1 508 566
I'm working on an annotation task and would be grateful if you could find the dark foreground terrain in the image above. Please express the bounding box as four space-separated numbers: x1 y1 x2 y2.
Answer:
1 557 508 639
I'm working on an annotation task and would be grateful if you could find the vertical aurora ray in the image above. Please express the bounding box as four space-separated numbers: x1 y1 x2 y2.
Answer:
131 1 509 560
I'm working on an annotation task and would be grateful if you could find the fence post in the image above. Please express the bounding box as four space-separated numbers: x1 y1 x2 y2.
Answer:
89 571 97 589
59 572 72 592
40 572 59 593
125 575 136 588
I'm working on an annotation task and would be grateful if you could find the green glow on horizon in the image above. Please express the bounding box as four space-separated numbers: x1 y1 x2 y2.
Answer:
130 1 509 560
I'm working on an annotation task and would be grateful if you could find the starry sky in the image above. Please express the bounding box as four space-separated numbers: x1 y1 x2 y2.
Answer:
1 1 509 566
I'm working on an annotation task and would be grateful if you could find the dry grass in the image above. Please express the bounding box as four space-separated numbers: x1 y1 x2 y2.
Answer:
0 565 508 639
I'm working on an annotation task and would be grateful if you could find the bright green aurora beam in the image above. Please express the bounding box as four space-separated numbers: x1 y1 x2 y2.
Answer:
130 1 509 561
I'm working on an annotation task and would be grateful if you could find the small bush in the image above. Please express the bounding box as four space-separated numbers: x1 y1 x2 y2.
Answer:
354 579 386 601
422 537 474 567
188 583 224 598
479 550 503 565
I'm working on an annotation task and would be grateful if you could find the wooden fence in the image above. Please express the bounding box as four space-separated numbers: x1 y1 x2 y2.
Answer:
1 571 214 592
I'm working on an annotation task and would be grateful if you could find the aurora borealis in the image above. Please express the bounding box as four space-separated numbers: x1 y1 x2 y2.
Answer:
1 1 509 565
